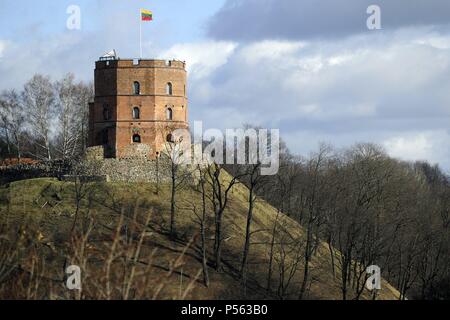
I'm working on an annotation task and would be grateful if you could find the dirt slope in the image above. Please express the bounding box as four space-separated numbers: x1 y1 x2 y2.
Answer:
0 177 400 300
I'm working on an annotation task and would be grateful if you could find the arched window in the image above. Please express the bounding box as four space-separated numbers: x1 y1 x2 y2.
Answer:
133 81 140 95
166 108 173 120
166 134 173 143
166 82 173 95
132 107 140 119
133 134 141 143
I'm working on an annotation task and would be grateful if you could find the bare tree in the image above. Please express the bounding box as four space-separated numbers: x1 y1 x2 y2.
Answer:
0 98 12 157
266 208 281 292
298 144 332 299
74 81 94 155
239 162 263 279
265 161 300 292
54 74 93 160
160 126 193 238
331 144 394 299
274 227 303 299
206 163 241 271
0 90 25 159
187 165 211 287
54 74 79 159
22 75 55 160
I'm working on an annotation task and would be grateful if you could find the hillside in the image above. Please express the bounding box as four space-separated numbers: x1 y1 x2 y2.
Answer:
0 177 400 300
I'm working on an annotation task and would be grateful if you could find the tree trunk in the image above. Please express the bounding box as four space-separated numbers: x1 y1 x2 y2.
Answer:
200 218 210 287
240 187 254 279
299 216 313 300
45 136 51 160
266 212 278 292
170 164 177 237
214 209 223 271
4 128 11 156
328 240 336 278
155 156 160 195
199 172 210 287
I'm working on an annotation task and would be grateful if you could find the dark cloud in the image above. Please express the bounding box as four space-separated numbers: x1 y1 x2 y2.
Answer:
164 29 450 169
208 0 450 41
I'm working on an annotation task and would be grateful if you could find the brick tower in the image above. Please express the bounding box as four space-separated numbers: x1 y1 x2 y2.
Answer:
88 57 189 159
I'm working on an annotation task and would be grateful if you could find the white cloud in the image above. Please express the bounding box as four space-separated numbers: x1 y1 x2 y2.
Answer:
383 131 450 168
327 53 354 66
0 34 96 90
0 26 449 171
178 30 450 170
384 134 433 161
159 41 237 80
414 35 450 49
294 103 377 121
0 41 5 58
239 40 306 65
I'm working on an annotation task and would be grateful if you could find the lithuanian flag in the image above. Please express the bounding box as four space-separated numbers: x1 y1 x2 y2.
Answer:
141 9 153 21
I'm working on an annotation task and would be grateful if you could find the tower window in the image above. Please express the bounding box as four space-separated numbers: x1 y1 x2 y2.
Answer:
133 134 141 143
132 107 140 119
133 81 140 95
166 108 173 121
166 82 173 95
103 104 111 120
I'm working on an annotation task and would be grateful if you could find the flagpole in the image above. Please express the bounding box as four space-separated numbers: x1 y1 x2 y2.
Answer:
139 12 142 59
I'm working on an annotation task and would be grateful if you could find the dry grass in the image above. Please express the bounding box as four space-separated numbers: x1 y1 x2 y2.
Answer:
0 177 400 300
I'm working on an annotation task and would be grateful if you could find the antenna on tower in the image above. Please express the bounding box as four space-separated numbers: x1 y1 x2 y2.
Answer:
99 49 117 61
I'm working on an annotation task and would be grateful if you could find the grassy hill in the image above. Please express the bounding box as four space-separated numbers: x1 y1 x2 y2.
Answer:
0 176 400 300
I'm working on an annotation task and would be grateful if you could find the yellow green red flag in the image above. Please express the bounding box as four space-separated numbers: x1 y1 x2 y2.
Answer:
141 9 153 21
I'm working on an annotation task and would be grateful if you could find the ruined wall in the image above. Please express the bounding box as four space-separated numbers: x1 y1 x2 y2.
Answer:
83 146 198 183
82 158 166 183
0 161 72 185
0 145 198 185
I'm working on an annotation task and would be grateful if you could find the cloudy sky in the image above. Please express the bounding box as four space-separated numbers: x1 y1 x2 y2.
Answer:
0 0 449 170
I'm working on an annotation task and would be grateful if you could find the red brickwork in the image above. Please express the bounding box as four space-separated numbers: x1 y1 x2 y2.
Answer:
88 59 189 159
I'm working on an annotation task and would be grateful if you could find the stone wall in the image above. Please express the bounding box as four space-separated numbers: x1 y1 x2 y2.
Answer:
1 147 198 185
84 145 164 182
0 160 72 185
81 156 199 184
85 146 105 161
119 143 152 160
83 158 162 183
